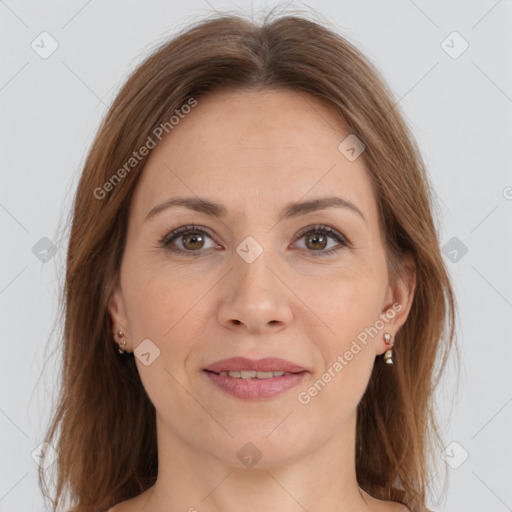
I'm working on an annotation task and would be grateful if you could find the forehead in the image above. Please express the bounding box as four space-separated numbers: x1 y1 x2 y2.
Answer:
131 89 378 224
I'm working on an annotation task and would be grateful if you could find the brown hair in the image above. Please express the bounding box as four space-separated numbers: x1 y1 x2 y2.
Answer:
39 9 457 512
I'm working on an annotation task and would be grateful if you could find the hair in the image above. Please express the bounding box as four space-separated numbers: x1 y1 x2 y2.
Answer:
39 8 457 512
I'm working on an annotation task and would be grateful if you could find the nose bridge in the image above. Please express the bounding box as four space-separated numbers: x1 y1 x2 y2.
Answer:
232 236 280 304
218 234 293 330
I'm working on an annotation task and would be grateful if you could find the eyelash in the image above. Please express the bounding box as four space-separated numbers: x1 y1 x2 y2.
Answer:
158 223 351 258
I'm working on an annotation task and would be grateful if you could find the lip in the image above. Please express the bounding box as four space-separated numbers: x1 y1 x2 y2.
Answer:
204 370 308 400
203 357 309 400
204 356 308 374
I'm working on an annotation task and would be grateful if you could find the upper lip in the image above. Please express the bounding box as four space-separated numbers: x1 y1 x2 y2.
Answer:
204 357 308 374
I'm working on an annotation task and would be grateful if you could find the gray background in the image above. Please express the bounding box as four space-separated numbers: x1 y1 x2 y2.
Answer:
1 1 511 511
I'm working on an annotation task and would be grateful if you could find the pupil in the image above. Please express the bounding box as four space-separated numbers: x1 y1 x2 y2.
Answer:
307 233 326 250
184 233 203 249
180 231 328 251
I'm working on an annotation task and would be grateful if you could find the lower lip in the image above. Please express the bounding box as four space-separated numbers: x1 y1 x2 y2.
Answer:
203 370 308 399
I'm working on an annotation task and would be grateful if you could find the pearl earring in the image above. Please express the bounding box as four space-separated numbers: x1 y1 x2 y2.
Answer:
116 330 127 354
383 332 394 365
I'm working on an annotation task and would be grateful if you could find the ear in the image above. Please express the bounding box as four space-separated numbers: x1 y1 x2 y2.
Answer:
376 251 416 356
108 281 131 351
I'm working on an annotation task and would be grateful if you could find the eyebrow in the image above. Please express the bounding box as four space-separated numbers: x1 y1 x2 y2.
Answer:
144 195 366 223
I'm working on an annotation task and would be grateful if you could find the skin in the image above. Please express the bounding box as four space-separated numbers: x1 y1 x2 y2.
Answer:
108 89 415 512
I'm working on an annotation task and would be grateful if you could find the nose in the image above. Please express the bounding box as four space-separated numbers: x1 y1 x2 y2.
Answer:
217 249 293 334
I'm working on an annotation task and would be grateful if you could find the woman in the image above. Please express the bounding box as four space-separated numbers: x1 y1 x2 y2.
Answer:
39 11 457 512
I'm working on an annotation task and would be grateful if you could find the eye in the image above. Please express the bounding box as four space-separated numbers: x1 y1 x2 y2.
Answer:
159 224 218 257
292 224 350 256
159 223 351 258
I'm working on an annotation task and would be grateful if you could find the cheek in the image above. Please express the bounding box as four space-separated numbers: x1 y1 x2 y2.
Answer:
122 256 212 339
123 262 206 413
301 269 384 401
307 267 385 342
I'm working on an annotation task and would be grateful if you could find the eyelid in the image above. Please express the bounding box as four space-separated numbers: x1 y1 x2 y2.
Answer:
292 224 351 248
158 223 351 257
158 224 220 255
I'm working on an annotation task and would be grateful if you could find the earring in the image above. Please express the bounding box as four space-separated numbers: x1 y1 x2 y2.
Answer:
116 330 127 354
383 332 394 365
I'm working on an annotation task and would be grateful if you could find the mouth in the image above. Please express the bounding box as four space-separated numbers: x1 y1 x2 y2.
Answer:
203 369 305 379
202 357 309 400
203 356 309 374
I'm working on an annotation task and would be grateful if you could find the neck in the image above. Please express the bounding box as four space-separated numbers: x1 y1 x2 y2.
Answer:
142 411 373 512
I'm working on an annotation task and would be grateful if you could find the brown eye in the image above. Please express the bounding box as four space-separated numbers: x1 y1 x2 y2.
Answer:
160 225 217 257
304 232 328 251
181 231 205 250
294 225 349 256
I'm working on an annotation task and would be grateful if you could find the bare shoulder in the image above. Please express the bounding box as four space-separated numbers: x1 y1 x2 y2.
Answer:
106 493 148 512
105 500 131 512
382 502 411 512
367 496 411 512
380 501 435 512
106 504 126 512
106 503 130 512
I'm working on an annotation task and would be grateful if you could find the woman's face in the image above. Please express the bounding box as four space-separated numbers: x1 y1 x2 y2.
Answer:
109 89 415 467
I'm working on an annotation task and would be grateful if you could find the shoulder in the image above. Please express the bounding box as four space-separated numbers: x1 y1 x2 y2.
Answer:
106 506 126 512
366 496 411 512
361 490 411 512
105 505 123 512
105 495 143 512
